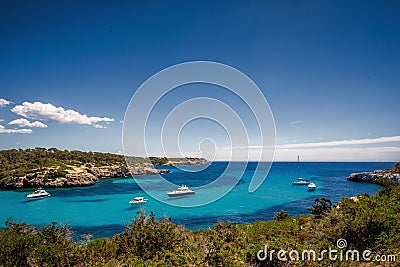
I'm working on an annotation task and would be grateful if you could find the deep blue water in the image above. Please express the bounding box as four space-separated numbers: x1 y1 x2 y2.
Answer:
0 162 393 239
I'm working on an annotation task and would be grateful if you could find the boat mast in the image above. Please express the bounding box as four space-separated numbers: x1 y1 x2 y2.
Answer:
297 155 300 179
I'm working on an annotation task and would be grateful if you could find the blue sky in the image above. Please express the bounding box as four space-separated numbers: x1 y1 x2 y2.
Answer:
0 0 399 161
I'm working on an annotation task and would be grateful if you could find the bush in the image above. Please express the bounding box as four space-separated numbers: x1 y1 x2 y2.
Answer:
308 197 332 218
274 210 291 221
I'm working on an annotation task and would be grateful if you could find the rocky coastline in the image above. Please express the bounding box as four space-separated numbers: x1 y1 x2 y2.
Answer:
0 150 208 189
0 164 172 189
347 162 400 185
161 158 208 166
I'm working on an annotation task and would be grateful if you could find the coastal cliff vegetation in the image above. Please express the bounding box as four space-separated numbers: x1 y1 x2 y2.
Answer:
0 184 399 266
0 148 206 188
348 162 400 186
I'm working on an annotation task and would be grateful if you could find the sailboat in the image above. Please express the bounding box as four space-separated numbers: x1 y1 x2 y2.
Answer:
291 155 311 185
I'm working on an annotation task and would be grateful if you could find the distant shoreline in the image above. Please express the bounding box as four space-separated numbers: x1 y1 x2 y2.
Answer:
347 162 400 185
0 148 207 189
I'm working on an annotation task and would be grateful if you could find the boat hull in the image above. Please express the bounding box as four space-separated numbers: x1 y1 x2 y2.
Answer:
167 191 195 197
292 182 310 185
129 201 146 205
26 194 50 198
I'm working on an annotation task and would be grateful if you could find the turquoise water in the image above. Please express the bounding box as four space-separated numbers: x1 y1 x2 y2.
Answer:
0 162 391 238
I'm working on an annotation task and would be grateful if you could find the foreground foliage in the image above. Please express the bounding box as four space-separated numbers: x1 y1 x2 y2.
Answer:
0 186 399 266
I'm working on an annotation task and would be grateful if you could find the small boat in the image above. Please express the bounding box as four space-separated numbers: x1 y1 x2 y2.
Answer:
26 188 51 198
292 155 311 185
292 177 311 185
129 196 148 205
167 185 195 197
308 182 316 191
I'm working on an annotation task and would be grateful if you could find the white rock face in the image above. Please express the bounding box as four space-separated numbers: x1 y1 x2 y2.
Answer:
348 168 400 185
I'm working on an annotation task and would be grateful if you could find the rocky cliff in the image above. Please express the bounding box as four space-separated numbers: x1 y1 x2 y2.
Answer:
0 147 207 189
0 164 170 189
347 163 400 185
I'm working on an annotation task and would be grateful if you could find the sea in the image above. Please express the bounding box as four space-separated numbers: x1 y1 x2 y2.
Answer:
0 162 394 239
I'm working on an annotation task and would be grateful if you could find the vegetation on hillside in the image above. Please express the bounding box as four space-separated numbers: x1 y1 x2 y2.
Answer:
149 156 169 166
0 148 129 182
0 148 203 184
394 162 400 172
0 185 399 266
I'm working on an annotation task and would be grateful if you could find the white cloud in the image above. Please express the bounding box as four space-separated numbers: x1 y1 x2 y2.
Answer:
0 119 4 122
0 98 12 107
0 125 32 134
9 118 48 128
94 124 106 129
219 136 400 161
278 136 400 149
211 146 400 162
274 146 400 162
228 136 400 151
11 101 114 127
288 120 302 124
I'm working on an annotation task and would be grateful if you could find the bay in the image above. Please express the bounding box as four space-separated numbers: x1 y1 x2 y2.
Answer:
0 162 392 238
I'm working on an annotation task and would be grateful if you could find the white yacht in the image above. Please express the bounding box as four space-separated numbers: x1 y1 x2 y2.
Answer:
292 177 311 185
129 196 147 205
167 185 195 197
292 155 311 185
308 182 317 191
26 188 51 198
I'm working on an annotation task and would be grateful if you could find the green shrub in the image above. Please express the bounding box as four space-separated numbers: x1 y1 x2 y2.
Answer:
274 210 291 221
